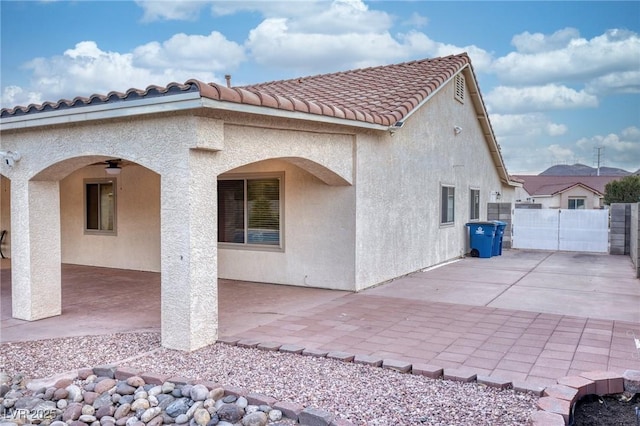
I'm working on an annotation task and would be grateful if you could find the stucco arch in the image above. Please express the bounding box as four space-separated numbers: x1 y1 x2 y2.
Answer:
221 156 351 186
30 155 159 182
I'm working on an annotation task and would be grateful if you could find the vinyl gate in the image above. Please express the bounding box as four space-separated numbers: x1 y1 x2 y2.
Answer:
512 209 609 253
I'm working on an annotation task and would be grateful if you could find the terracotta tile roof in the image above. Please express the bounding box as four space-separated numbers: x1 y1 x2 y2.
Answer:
513 175 623 196
1 54 470 126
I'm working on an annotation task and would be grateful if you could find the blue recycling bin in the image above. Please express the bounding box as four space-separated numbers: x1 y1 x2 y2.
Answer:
492 220 507 256
466 222 497 258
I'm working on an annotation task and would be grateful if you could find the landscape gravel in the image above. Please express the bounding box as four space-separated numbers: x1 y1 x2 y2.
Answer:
1 331 539 425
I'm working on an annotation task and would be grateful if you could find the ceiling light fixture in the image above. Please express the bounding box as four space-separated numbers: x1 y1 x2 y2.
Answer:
105 160 121 175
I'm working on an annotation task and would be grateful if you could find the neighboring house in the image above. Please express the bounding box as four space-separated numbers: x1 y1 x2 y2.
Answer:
0 53 518 350
513 175 622 209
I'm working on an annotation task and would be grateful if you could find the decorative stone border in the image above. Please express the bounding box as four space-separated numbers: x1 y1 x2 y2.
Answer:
219 337 640 426
23 364 355 426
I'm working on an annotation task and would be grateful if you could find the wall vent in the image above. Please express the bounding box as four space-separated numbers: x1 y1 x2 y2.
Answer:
454 74 465 103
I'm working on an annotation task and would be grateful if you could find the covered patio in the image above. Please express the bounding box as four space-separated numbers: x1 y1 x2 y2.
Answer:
0 258 347 343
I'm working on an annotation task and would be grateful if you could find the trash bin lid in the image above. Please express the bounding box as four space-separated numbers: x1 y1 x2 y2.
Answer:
466 221 497 227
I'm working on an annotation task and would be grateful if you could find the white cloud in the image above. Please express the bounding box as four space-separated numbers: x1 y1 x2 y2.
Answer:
246 17 491 76
133 32 245 71
547 144 574 162
511 28 580 54
3 36 244 108
485 84 598 113
492 28 640 90
490 113 567 139
135 0 206 22
585 70 640 95
574 127 640 171
403 12 428 28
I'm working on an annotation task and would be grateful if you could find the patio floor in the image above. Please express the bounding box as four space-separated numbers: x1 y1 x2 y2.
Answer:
2 250 639 388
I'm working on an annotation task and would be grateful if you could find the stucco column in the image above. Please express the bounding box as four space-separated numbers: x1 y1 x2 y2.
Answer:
11 179 62 320
160 150 218 351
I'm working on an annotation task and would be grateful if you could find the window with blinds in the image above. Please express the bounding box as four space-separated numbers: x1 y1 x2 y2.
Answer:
85 179 116 234
441 185 455 224
218 175 281 247
470 189 480 220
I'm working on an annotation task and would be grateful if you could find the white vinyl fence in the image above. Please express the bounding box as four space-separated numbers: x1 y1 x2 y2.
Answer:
512 209 609 253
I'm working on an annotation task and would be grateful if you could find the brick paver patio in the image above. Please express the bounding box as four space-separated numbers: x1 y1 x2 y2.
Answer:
227 292 640 388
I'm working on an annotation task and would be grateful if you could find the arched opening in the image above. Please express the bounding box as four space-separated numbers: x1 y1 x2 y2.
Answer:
4 156 162 341
216 157 357 337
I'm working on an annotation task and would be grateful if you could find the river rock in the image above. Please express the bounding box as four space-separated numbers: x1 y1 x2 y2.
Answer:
113 403 131 420
175 414 189 424
66 385 84 403
63 403 83 422
216 404 244 424
161 382 175 394
193 408 211 426
115 383 136 396
94 379 116 395
125 377 145 388
94 392 113 410
84 391 99 405
165 398 190 417
130 398 150 411
96 405 114 419
53 388 69 401
140 407 162 423
268 410 282 421
241 412 267 426
189 385 209 402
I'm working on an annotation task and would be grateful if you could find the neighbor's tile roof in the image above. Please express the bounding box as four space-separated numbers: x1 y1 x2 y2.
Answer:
1 54 470 126
513 175 623 196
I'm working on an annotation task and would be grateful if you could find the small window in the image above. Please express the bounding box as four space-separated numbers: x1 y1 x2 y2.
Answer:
218 175 282 248
470 189 480 220
441 185 455 224
568 197 585 210
85 179 116 234
454 74 465 103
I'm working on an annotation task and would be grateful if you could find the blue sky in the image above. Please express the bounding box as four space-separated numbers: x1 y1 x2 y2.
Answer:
1 0 639 174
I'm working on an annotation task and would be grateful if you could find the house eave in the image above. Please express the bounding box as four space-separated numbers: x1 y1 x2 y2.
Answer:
0 92 389 132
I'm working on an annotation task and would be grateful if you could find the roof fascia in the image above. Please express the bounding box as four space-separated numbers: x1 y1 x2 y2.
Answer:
0 92 203 130
1 91 389 132
556 183 602 196
461 64 514 187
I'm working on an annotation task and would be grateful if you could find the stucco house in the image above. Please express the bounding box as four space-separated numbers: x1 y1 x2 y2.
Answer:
514 175 622 209
0 53 518 350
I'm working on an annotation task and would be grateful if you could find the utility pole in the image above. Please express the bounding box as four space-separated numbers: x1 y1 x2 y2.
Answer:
594 147 604 176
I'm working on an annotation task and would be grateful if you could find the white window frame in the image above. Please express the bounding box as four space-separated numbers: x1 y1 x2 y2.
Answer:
217 172 284 251
568 197 586 210
441 184 455 225
470 188 480 221
84 178 117 235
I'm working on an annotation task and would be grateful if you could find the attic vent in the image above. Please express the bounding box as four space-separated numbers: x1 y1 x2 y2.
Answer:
454 74 465 103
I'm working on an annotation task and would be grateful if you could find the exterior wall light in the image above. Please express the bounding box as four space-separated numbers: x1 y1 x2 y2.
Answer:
454 126 462 135
0 150 21 167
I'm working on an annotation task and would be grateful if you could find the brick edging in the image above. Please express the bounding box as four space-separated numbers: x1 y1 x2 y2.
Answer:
220 338 640 426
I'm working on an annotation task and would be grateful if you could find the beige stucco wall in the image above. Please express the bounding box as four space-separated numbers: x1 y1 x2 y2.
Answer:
353 78 508 290
60 164 161 271
217 159 356 290
558 186 602 209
